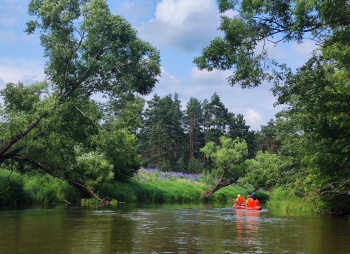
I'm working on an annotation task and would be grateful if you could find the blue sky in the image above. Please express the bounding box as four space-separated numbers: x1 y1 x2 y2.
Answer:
0 0 317 130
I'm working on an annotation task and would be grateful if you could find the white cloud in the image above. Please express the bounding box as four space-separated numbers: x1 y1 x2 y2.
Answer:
285 40 319 68
145 66 280 131
0 58 45 85
154 0 214 26
144 67 182 100
244 108 264 130
138 0 221 52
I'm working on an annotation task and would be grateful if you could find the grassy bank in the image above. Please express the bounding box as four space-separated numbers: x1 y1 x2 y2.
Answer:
0 169 80 205
0 167 274 206
97 168 270 203
267 187 320 213
96 179 247 203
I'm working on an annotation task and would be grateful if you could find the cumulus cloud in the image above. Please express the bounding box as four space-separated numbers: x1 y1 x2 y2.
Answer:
0 58 45 85
244 108 264 130
138 0 221 52
144 67 183 100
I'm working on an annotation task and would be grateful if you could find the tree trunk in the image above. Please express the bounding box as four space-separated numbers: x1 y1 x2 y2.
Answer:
202 168 238 199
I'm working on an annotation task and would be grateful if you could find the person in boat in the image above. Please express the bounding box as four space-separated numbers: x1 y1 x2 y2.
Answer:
245 195 254 207
233 194 244 206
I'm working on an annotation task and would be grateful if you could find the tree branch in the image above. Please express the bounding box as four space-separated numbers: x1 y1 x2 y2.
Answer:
64 30 86 89
0 112 49 157
12 155 55 177
74 105 103 129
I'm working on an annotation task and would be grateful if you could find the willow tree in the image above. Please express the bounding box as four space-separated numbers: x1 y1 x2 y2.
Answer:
200 136 248 198
0 0 160 198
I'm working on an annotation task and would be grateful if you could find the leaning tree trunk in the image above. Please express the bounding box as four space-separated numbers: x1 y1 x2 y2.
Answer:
0 112 49 161
72 182 109 203
203 168 238 199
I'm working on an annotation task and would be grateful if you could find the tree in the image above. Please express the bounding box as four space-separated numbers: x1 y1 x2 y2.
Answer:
195 0 350 212
203 93 230 144
0 0 160 199
183 97 204 162
200 136 248 198
273 48 350 208
139 94 186 171
194 0 350 88
241 151 281 192
227 113 256 158
256 119 280 154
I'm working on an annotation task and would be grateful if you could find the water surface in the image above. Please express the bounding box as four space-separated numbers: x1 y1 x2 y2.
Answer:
0 202 349 253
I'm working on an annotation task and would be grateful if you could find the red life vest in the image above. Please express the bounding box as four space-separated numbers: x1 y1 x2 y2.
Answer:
246 197 253 207
237 197 243 204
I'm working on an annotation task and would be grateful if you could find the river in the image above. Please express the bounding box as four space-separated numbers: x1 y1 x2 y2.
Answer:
0 202 349 254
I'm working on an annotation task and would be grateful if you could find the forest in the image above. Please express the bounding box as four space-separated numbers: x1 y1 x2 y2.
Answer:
0 0 350 215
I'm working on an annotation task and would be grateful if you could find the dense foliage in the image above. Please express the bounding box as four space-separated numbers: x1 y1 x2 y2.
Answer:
195 0 350 214
138 93 256 173
96 168 269 203
2 0 350 214
0 0 161 199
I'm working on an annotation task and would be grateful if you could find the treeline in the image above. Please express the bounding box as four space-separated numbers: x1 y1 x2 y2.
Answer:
137 92 261 173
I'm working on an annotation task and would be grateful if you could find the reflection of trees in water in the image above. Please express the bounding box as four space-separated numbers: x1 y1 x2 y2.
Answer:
0 206 137 254
3 205 350 253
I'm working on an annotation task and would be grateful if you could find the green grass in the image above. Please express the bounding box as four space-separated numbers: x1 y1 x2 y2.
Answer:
97 178 271 203
1 167 272 206
97 179 207 202
0 169 80 205
267 187 319 213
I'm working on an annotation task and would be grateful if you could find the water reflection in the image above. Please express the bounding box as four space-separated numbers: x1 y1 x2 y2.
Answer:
234 209 261 252
0 203 349 254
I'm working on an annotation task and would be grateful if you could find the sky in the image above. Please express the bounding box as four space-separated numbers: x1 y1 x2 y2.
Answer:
0 0 318 130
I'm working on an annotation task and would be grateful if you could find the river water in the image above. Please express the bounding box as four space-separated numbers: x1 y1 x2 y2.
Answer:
0 202 349 254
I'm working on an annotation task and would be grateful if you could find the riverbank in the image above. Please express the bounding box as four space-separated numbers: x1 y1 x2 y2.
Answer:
0 168 322 214
0 168 269 205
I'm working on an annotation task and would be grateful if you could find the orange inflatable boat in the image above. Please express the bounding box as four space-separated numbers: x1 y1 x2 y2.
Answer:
232 204 262 210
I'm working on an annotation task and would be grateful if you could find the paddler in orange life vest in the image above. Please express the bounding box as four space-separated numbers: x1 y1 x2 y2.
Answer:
245 195 254 207
233 194 244 206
